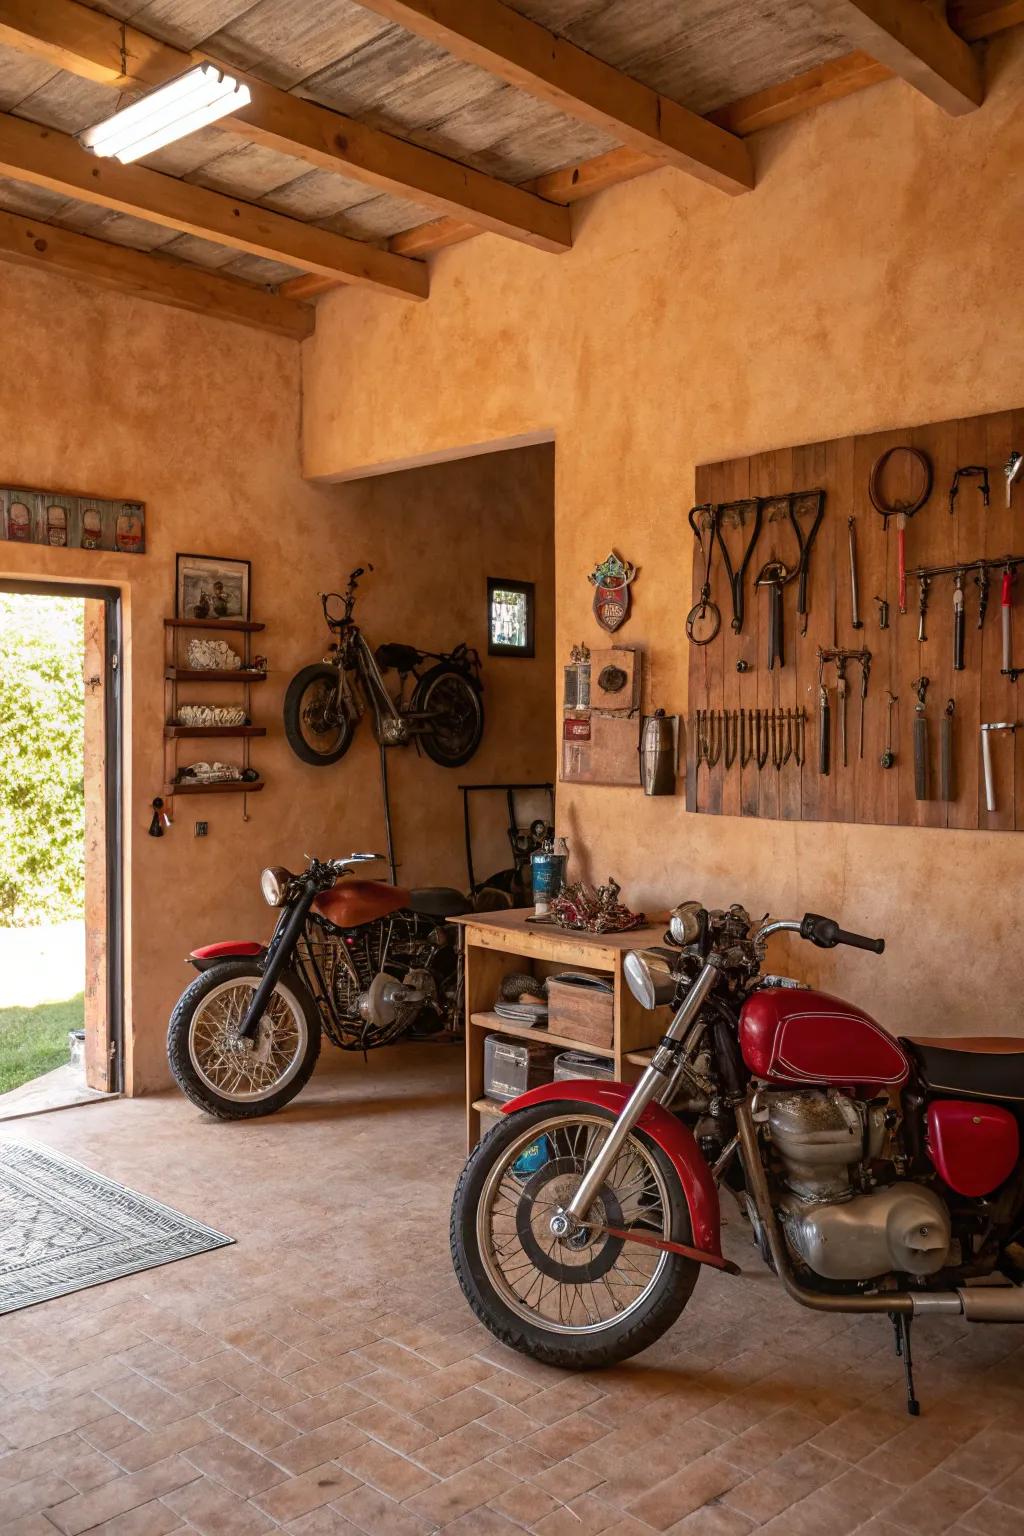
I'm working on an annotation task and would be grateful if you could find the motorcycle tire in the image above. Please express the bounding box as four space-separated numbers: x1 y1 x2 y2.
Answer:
167 960 321 1120
451 1101 700 1370
283 664 355 766
413 663 484 768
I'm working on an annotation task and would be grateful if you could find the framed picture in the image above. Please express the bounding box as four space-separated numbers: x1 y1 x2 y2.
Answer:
0 487 145 553
176 554 250 621
488 577 535 658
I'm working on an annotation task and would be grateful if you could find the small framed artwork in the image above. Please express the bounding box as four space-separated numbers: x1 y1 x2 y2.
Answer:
488 577 535 658
176 554 251 621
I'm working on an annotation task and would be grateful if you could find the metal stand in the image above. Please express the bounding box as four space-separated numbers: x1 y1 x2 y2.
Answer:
891 1311 920 1416
379 741 398 885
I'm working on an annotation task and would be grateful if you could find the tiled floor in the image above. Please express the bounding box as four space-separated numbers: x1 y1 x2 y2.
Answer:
3 1044 1024 1535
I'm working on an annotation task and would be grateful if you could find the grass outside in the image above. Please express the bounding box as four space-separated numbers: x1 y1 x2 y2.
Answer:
0 994 83 1094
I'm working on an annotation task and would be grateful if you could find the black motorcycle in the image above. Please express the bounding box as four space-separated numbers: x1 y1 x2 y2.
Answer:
166 853 470 1119
284 565 484 767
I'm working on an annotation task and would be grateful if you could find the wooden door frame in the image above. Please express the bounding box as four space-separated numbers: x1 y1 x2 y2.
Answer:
0 578 124 1091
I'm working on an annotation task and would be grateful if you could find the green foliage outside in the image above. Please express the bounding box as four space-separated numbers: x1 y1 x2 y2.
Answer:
0 595 85 926
0 995 83 1093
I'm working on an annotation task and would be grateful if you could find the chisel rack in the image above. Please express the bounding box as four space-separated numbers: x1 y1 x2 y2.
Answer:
687 406 1024 832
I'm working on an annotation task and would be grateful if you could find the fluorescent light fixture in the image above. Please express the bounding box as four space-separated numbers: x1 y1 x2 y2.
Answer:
79 64 251 165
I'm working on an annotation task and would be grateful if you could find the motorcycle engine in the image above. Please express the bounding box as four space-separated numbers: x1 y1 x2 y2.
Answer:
765 1089 951 1281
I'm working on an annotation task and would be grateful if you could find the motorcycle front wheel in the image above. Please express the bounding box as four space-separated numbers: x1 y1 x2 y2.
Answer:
413 664 484 767
167 960 321 1120
283 664 355 765
451 1102 699 1369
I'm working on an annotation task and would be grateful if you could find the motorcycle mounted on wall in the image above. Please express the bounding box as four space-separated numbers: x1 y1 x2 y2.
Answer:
451 901 1024 1414
167 853 471 1119
283 565 484 768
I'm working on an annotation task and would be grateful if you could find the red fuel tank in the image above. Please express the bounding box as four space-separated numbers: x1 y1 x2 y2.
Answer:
739 987 909 1088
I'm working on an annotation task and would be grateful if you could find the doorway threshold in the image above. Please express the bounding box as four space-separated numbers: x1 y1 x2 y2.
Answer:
0 1064 116 1122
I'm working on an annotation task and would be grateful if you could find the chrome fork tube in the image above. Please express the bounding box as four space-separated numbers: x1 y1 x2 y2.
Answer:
563 960 720 1223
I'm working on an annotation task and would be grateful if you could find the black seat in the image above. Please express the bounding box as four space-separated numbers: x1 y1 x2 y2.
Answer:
409 887 472 918
902 1036 1024 1102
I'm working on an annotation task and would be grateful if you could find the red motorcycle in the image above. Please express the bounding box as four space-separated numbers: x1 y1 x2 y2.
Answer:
451 901 1024 1414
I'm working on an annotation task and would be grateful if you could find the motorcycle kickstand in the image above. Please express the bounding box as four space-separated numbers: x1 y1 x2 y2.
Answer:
890 1311 921 1417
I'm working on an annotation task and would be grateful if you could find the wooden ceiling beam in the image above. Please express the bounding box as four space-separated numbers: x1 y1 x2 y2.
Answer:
350 0 754 196
950 1 1024 40
0 0 571 254
0 112 428 298
805 0 984 114
0 208 315 337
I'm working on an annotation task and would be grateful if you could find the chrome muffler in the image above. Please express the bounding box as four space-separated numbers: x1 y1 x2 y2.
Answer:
912 1287 1024 1322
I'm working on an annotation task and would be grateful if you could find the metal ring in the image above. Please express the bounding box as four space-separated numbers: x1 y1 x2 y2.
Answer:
686 600 721 645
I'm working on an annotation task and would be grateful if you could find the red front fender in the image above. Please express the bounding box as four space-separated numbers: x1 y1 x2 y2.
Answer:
503 1081 725 1266
188 940 265 971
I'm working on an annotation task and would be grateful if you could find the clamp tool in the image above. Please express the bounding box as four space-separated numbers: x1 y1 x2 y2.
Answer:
715 498 762 635
948 465 991 516
869 446 932 615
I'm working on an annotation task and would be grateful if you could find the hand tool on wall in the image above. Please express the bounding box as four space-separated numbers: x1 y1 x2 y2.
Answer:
740 708 751 767
756 709 770 769
715 498 762 635
912 676 930 801
818 674 831 777
724 710 738 768
686 504 721 645
917 573 931 643
875 595 890 630
975 566 990 630
869 446 933 615
858 653 871 759
953 569 966 671
848 517 863 630
755 557 793 670
981 721 1016 813
707 711 723 767
880 692 898 770
1006 451 1023 510
1002 564 1020 681
816 648 871 771
948 465 991 516
788 490 825 635
940 700 955 803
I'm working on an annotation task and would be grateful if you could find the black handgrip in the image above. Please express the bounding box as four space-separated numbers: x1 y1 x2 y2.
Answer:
800 913 885 954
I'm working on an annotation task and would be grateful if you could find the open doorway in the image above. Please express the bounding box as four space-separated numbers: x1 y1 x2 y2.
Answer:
0 581 122 1117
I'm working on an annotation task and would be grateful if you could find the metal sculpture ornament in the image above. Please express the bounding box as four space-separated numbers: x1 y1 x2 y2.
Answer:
588 551 637 633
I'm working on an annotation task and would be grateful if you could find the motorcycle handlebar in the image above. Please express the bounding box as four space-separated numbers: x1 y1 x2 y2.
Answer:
799 912 885 954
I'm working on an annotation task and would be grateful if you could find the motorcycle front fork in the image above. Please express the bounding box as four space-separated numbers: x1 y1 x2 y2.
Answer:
559 959 721 1228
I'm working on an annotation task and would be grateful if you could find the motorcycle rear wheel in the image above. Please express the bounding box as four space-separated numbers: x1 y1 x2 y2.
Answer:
283 664 355 765
167 960 321 1119
414 664 484 767
451 1102 699 1369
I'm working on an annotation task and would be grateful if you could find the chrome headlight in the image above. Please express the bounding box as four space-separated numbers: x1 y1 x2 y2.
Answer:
260 866 291 907
623 948 677 1011
669 900 704 947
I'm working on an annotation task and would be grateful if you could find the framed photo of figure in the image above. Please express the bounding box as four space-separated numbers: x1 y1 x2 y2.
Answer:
487 577 535 658
176 554 250 621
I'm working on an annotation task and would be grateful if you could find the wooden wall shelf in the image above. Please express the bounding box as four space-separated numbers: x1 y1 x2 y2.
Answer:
164 779 264 796
164 618 266 632
164 725 266 739
165 667 268 683
457 908 670 1150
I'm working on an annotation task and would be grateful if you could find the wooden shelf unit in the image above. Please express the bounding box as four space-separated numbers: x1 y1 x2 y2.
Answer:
457 908 671 1150
164 615 267 799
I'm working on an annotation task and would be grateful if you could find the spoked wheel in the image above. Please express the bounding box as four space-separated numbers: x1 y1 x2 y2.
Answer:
414 664 484 767
167 961 320 1119
283 664 354 766
451 1102 699 1368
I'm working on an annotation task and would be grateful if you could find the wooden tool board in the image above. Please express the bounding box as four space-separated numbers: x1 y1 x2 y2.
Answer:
687 407 1024 832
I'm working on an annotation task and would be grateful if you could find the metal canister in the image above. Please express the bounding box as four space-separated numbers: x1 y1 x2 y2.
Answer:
640 710 677 796
531 837 568 915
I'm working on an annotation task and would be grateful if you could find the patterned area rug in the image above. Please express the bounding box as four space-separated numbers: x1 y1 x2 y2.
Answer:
0 1139 233 1314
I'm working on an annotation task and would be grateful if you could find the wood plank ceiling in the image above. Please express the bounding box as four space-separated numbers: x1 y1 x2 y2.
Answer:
0 0 1015 334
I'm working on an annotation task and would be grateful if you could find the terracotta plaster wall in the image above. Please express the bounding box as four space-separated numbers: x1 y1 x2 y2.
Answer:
303 32 1024 1036
324 445 556 892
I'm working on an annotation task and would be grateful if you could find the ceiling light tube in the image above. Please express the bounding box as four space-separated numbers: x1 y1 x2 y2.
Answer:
79 64 251 165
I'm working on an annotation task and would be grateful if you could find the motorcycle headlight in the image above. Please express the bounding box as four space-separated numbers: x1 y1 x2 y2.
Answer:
260 866 292 907
669 900 704 947
623 948 677 1011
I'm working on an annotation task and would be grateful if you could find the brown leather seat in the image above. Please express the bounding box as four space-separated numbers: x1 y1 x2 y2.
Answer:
313 880 409 929
902 1037 1024 1102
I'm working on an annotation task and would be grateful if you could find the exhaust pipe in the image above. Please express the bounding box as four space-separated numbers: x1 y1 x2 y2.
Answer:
912 1287 1024 1322
735 1106 1024 1321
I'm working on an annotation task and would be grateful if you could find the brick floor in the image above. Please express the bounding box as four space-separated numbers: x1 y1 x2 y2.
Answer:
3 1045 1024 1533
